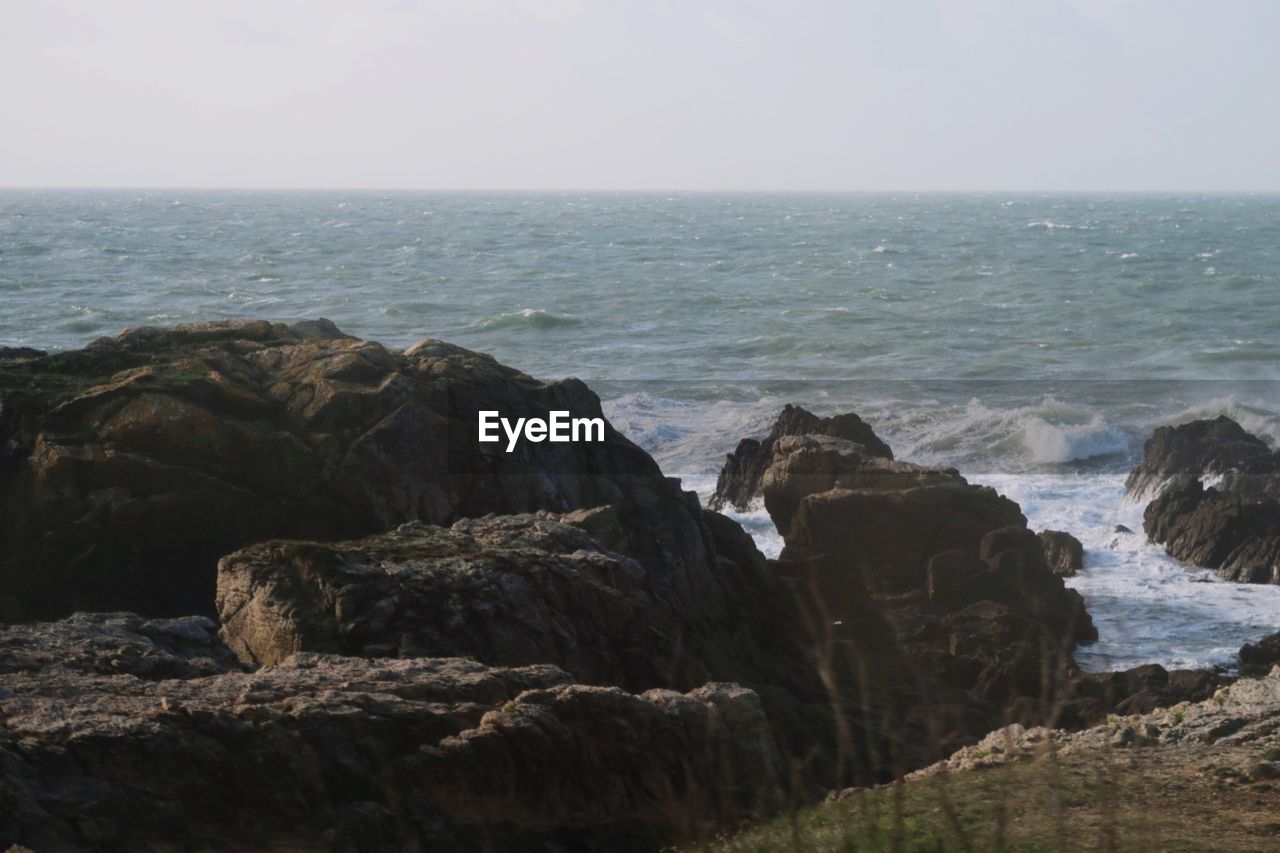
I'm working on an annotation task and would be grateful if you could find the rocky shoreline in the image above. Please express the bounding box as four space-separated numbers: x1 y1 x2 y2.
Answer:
1 321 1276 849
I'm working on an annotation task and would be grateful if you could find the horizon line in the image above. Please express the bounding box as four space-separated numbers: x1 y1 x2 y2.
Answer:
4 185 1280 195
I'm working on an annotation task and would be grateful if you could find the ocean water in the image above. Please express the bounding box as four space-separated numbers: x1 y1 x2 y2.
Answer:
3 189 1279 671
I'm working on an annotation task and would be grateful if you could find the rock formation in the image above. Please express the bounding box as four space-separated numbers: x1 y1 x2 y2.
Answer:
711 425 1100 751
1128 418 1280 583
1038 530 1084 576
709 404 892 512
1124 415 1279 500
218 512 679 688
0 320 752 628
0 615 781 851
1239 630 1280 677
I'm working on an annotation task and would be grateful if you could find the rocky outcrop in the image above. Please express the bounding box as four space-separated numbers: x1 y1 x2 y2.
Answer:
218 513 669 687
0 322 864 802
1125 416 1279 500
1128 418 1280 583
0 346 45 361
754 431 1096 737
0 320 750 624
0 610 240 678
1070 664 1226 720
1143 476 1280 583
1038 530 1084 577
710 404 892 512
0 615 782 851
1239 631 1280 677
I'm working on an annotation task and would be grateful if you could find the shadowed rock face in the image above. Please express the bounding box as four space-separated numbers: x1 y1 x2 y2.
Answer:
1128 418 1280 583
1144 476 1280 583
1125 415 1280 500
1038 530 1084 577
1239 631 1280 677
0 616 781 851
0 320 738 620
756 432 1097 730
710 404 892 513
218 512 670 688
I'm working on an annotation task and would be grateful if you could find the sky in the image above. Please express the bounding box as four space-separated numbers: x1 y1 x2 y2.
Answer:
4 0 1279 191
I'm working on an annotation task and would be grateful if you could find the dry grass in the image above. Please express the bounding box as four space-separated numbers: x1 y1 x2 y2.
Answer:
699 742 1280 852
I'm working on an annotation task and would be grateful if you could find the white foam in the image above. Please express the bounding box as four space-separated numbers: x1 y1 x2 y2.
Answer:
1021 415 1130 464
980 472 1280 672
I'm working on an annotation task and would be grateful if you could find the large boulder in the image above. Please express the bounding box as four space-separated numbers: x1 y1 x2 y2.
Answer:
1143 476 1280 583
1038 530 1084 577
218 512 673 689
0 616 781 851
0 320 743 621
1125 416 1279 500
756 431 1096 728
1128 418 1280 583
1239 631 1280 677
710 404 892 512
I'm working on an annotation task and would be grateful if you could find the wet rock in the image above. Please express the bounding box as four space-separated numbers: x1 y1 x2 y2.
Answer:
709 404 891 512
1038 529 1085 576
1144 476 1280 583
0 616 782 851
1239 631 1280 677
1125 416 1279 500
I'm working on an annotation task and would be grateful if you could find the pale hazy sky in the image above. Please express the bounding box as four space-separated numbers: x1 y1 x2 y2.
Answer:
4 1 1278 190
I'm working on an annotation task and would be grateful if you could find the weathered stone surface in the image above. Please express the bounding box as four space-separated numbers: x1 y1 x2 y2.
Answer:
0 617 782 851
0 611 240 679
1238 631 1280 677
1125 416 1279 500
752 429 1096 737
710 404 892 512
1144 476 1280 583
1126 417 1280 583
760 435 958 542
217 513 665 686
0 320 749 623
1038 529 1084 577
767 436 1025 591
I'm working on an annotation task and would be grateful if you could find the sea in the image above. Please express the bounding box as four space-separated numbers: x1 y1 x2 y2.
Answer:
3 189 1279 672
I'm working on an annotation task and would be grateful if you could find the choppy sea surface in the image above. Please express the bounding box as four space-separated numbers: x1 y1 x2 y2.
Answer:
4 190 1279 671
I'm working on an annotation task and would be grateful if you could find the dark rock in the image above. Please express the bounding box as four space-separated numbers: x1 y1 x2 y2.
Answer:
0 320 751 623
1038 530 1085 577
709 404 891 512
754 430 1096 737
1125 416 1279 500
218 513 670 689
1114 524 1133 534
1071 665 1225 724
1143 476 1280 583
0 347 46 361
0 619 780 850
1239 631 1280 677
761 435 956 543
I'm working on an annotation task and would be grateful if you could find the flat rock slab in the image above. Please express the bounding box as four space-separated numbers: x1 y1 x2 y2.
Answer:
217 512 683 691
0 616 781 851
